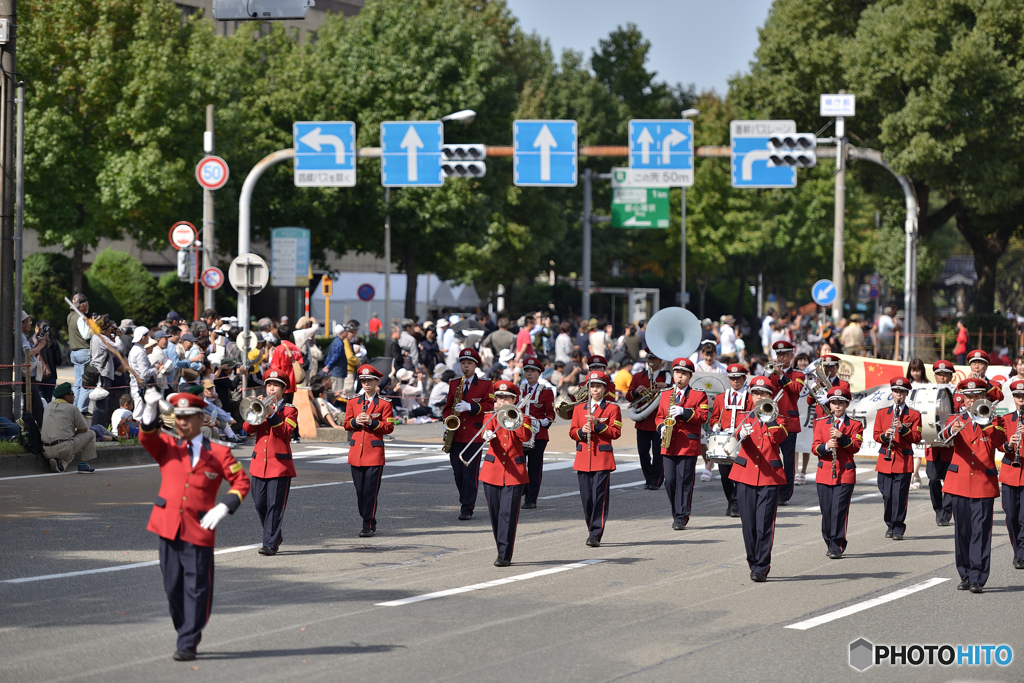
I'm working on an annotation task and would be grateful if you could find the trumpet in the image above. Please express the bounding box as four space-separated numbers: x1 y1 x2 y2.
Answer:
764 361 779 375
241 394 277 426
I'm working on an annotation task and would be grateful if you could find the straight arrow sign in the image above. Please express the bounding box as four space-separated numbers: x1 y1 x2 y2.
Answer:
533 124 557 181
401 125 424 182
636 127 654 164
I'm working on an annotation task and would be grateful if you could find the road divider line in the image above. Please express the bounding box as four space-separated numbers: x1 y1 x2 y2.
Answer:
784 577 949 630
1 544 262 584
800 491 882 512
539 479 647 500
376 559 605 606
292 466 449 490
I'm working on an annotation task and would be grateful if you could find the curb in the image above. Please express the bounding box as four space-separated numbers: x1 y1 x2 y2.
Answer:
0 445 152 476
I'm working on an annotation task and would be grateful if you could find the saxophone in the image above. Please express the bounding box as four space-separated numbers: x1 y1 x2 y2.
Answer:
443 379 464 454
661 389 677 450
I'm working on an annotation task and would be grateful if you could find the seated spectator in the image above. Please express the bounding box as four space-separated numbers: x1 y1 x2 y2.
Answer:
89 424 118 442
311 383 346 429
428 369 455 417
396 368 433 418
109 394 138 439
41 382 97 473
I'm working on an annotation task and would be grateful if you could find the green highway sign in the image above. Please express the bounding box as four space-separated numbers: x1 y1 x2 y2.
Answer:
611 187 670 228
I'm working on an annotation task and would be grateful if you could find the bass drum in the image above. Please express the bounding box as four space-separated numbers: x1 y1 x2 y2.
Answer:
908 383 954 445
706 433 736 464
690 372 728 402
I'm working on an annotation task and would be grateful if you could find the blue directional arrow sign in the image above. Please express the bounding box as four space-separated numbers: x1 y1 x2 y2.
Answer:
381 121 444 187
628 119 693 172
812 279 837 306
293 121 357 187
513 120 577 187
730 119 797 188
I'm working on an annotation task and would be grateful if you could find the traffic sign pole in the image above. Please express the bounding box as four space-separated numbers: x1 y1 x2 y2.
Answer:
203 105 215 311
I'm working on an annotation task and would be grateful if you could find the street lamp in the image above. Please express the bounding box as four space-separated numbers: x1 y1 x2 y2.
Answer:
680 109 699 309
440 109 476 124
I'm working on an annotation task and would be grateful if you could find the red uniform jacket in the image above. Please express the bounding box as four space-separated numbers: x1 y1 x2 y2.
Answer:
770 369 804 433
655 386 709 457
711 389 753 432
344 394 395 467
140 427 250 547
626 367 671 432
943 415 1006 498
443 375 494 443
269 341 304 393
570 399 621 472
998 410 1024 487
520 382 555 441
812 414 864 485
244 401 297 479
808 376 851 419
873 404 923 474
727 416 788 487
479 415 532 486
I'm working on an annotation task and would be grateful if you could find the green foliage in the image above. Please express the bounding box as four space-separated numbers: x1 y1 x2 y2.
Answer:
960 313 1017 349
83 270 121 322
86 250 165 325
21 253 73 333
516 283 582 317
158 272 193 321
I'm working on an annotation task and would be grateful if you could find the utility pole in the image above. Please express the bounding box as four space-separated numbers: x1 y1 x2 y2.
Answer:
581 169 592 321
831 90 847 322
680 186 687 307
384 187 391 329
0 0 16 420
203 105 215 311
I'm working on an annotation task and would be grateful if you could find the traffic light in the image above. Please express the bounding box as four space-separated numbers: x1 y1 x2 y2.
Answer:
212 0 313 21
768 133 817 168
442 144 487 178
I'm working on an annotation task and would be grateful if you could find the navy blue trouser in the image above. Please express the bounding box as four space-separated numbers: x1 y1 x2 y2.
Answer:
578 470 611 542
252 476 291 550
636 429 664 488
663 455 697 526
524 439 548 505
778 432 797 502
951 495 994 586
449 441 482 515
878 471 912 535
737 482 779 576
817 482 855 554
159 536 214 652
484 483 523 561
927 460 952 523
719 463 737 512
351 465 383 531
1001 484 1024 562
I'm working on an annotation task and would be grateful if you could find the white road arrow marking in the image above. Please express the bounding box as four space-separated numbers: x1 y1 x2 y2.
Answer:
636 127 654 164
400 126 424 182
741 147 774 181
533 124 558 181
299 127 347 165
623 215 652 227
661 128 688 163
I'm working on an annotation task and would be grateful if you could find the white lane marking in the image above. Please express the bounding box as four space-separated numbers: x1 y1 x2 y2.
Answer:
0 464 159 481
1 544 263 585
376 559 605 606
784 577 949 630
292 466 449 490
539 479 647 500
801 491 882 512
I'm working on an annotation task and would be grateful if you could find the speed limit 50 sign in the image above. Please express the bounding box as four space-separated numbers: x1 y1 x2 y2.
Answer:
196 155 229 190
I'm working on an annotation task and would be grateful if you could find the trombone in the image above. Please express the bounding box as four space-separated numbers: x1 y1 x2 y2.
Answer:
725 399 779 457
458 395 532 466
936 399 994 444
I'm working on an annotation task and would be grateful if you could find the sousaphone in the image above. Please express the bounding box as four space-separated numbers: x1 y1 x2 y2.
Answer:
628 307 702 421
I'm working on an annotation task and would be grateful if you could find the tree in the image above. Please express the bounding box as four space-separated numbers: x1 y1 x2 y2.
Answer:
21 253 72 334
87 250 166 325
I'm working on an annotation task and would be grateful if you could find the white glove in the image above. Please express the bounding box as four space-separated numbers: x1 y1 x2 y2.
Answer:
712 423 722 434
482 429 496 442
199 503 229 530
454 400 472 413
142 388 163 424
540 418 551 427
669 405 685 418
740 424 753 439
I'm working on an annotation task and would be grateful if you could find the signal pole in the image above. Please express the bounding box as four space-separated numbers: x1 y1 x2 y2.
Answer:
203 105 215 311
0 0 16 420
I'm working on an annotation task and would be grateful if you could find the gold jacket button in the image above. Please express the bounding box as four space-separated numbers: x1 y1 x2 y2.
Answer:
182 496 188 500
184 484 189 488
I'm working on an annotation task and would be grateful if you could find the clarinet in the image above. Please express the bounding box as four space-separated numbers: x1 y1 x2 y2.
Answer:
1014 411 1023 468
883 407 903 462
831 416 840 481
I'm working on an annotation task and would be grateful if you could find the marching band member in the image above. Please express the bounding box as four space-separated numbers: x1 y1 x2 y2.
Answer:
480 380 533 566
806 355 850 420
812 387 864 559
709 363 751 517
626 348 670 490
727 376 788 582
927 360 956 526
963 350 1005 404
696 340 727 482
943 378 1007 593
655 358 709 530
244 370 298 555
873 377 923 540
587 355 614 400
442 348 494 520
343 364 395 537
997 379 1024 570
767 341 804 506
519 358 555 508
569 371 622 547
139 389 250 661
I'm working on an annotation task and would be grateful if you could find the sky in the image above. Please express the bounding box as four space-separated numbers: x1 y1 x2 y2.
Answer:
503 0 776 95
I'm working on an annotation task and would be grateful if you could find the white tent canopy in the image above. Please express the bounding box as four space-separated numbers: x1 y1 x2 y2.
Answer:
309 272 481 326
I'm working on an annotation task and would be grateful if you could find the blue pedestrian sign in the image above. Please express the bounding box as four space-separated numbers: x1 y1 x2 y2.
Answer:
293 121 357 187
381 121 444 187
730 119 797 188
513 120 577 187
812 279 837 306
628 119 693 173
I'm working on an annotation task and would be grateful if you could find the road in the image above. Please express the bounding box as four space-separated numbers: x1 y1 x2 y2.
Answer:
1 424 1021 681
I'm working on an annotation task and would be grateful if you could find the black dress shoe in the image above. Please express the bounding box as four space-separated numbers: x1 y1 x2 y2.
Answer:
777 499 789 506
969 583 984 594
494 557 511 567
885 530 893 539
649 486 661 491
458 512 472 520
672 521 685 530
1014 558 1024 570
729 508 740 518
750 572 767 583
258 546 276 556
521 502 536 509
172 649 196 662
936 518 950 527
586 537 600 548
359 529 374 538
956 579 971 590
827 551 842 559
892 532 904 541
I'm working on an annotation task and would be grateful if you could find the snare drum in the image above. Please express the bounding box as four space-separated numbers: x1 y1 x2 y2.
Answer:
707 433 736 464
908 383 954 445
